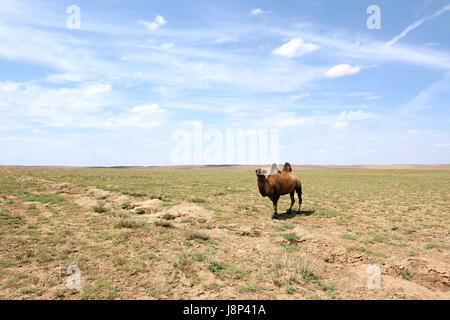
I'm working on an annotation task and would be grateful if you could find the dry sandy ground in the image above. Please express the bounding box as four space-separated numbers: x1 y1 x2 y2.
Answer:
0 165 448 300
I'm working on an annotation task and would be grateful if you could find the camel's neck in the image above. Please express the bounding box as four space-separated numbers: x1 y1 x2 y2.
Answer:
257 180 268 197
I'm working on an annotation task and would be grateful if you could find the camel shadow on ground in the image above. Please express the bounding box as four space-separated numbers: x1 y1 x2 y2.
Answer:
275 209 315 220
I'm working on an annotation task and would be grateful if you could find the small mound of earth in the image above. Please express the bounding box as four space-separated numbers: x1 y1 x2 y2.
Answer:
55 182 79 192
130 199 164 214
73 196 99 209
153 203 213 221
113 195 131 205
85 187 111 199
72 187 128 210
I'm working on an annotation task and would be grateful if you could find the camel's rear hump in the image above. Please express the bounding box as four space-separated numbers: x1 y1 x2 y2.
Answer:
282 162 292 172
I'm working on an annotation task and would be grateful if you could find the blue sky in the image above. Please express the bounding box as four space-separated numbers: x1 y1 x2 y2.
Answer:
0 0 449 166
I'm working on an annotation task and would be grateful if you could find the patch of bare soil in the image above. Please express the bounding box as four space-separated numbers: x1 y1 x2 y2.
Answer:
56 183 207 222
134 203 213 225
68 186 131 212
385 257 449 291
130 199 164 214
159 203 212 220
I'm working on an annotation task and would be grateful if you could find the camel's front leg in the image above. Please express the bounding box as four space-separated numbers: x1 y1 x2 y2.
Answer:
271 195 280 219
287 190 295 213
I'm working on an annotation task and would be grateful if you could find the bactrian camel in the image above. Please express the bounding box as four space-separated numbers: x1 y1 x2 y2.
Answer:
256 162 302 219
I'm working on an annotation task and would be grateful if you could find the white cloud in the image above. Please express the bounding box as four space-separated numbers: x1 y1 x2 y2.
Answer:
138 15 167 31
269 18 449 71
271 38 320 58
331 110 379 130
345 92 381 100
338 110 379 121
346 92 372 97
432 143 450 148
83 84 112 96
250 8 270 16
120 49 327 93
289 93 311 101
0 23 109 75
331 122 348 130
0 81 168 129
128 103 165 114
0 82 113 112
213 35 235 44
161 42 174 49
254 109 380 129
325 64 361 78
155 15 166 25
0 136 28 142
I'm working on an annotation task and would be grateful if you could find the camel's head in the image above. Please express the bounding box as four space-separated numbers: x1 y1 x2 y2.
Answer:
255 168 266 181
255 169 268 196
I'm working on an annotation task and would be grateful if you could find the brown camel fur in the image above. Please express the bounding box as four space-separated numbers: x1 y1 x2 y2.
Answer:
256 162 302 219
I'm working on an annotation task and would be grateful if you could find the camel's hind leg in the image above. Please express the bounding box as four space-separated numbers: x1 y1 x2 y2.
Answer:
296 185 302 212
286 190 295 214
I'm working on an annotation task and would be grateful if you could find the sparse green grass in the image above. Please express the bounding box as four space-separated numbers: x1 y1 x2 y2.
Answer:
22 194 66 205
345 245 374 254
285 284 294 294
282 222 295 230
187 196 207 203
296 257 319 282
316 208 339 218
282 232 300 245
162 213 176 220
173 252 195 276
154 219 174 228
185 230 209 241
135 208 145 215
114 218 146 229
19 286 42 296
82 276 120 300
341 234 357 241
398 268 412 281
93 203 108 213
280 243 300 252
235 283 263 293
0 211 24 228
424 243 441 249
314 278 338 298
208 261 226 276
